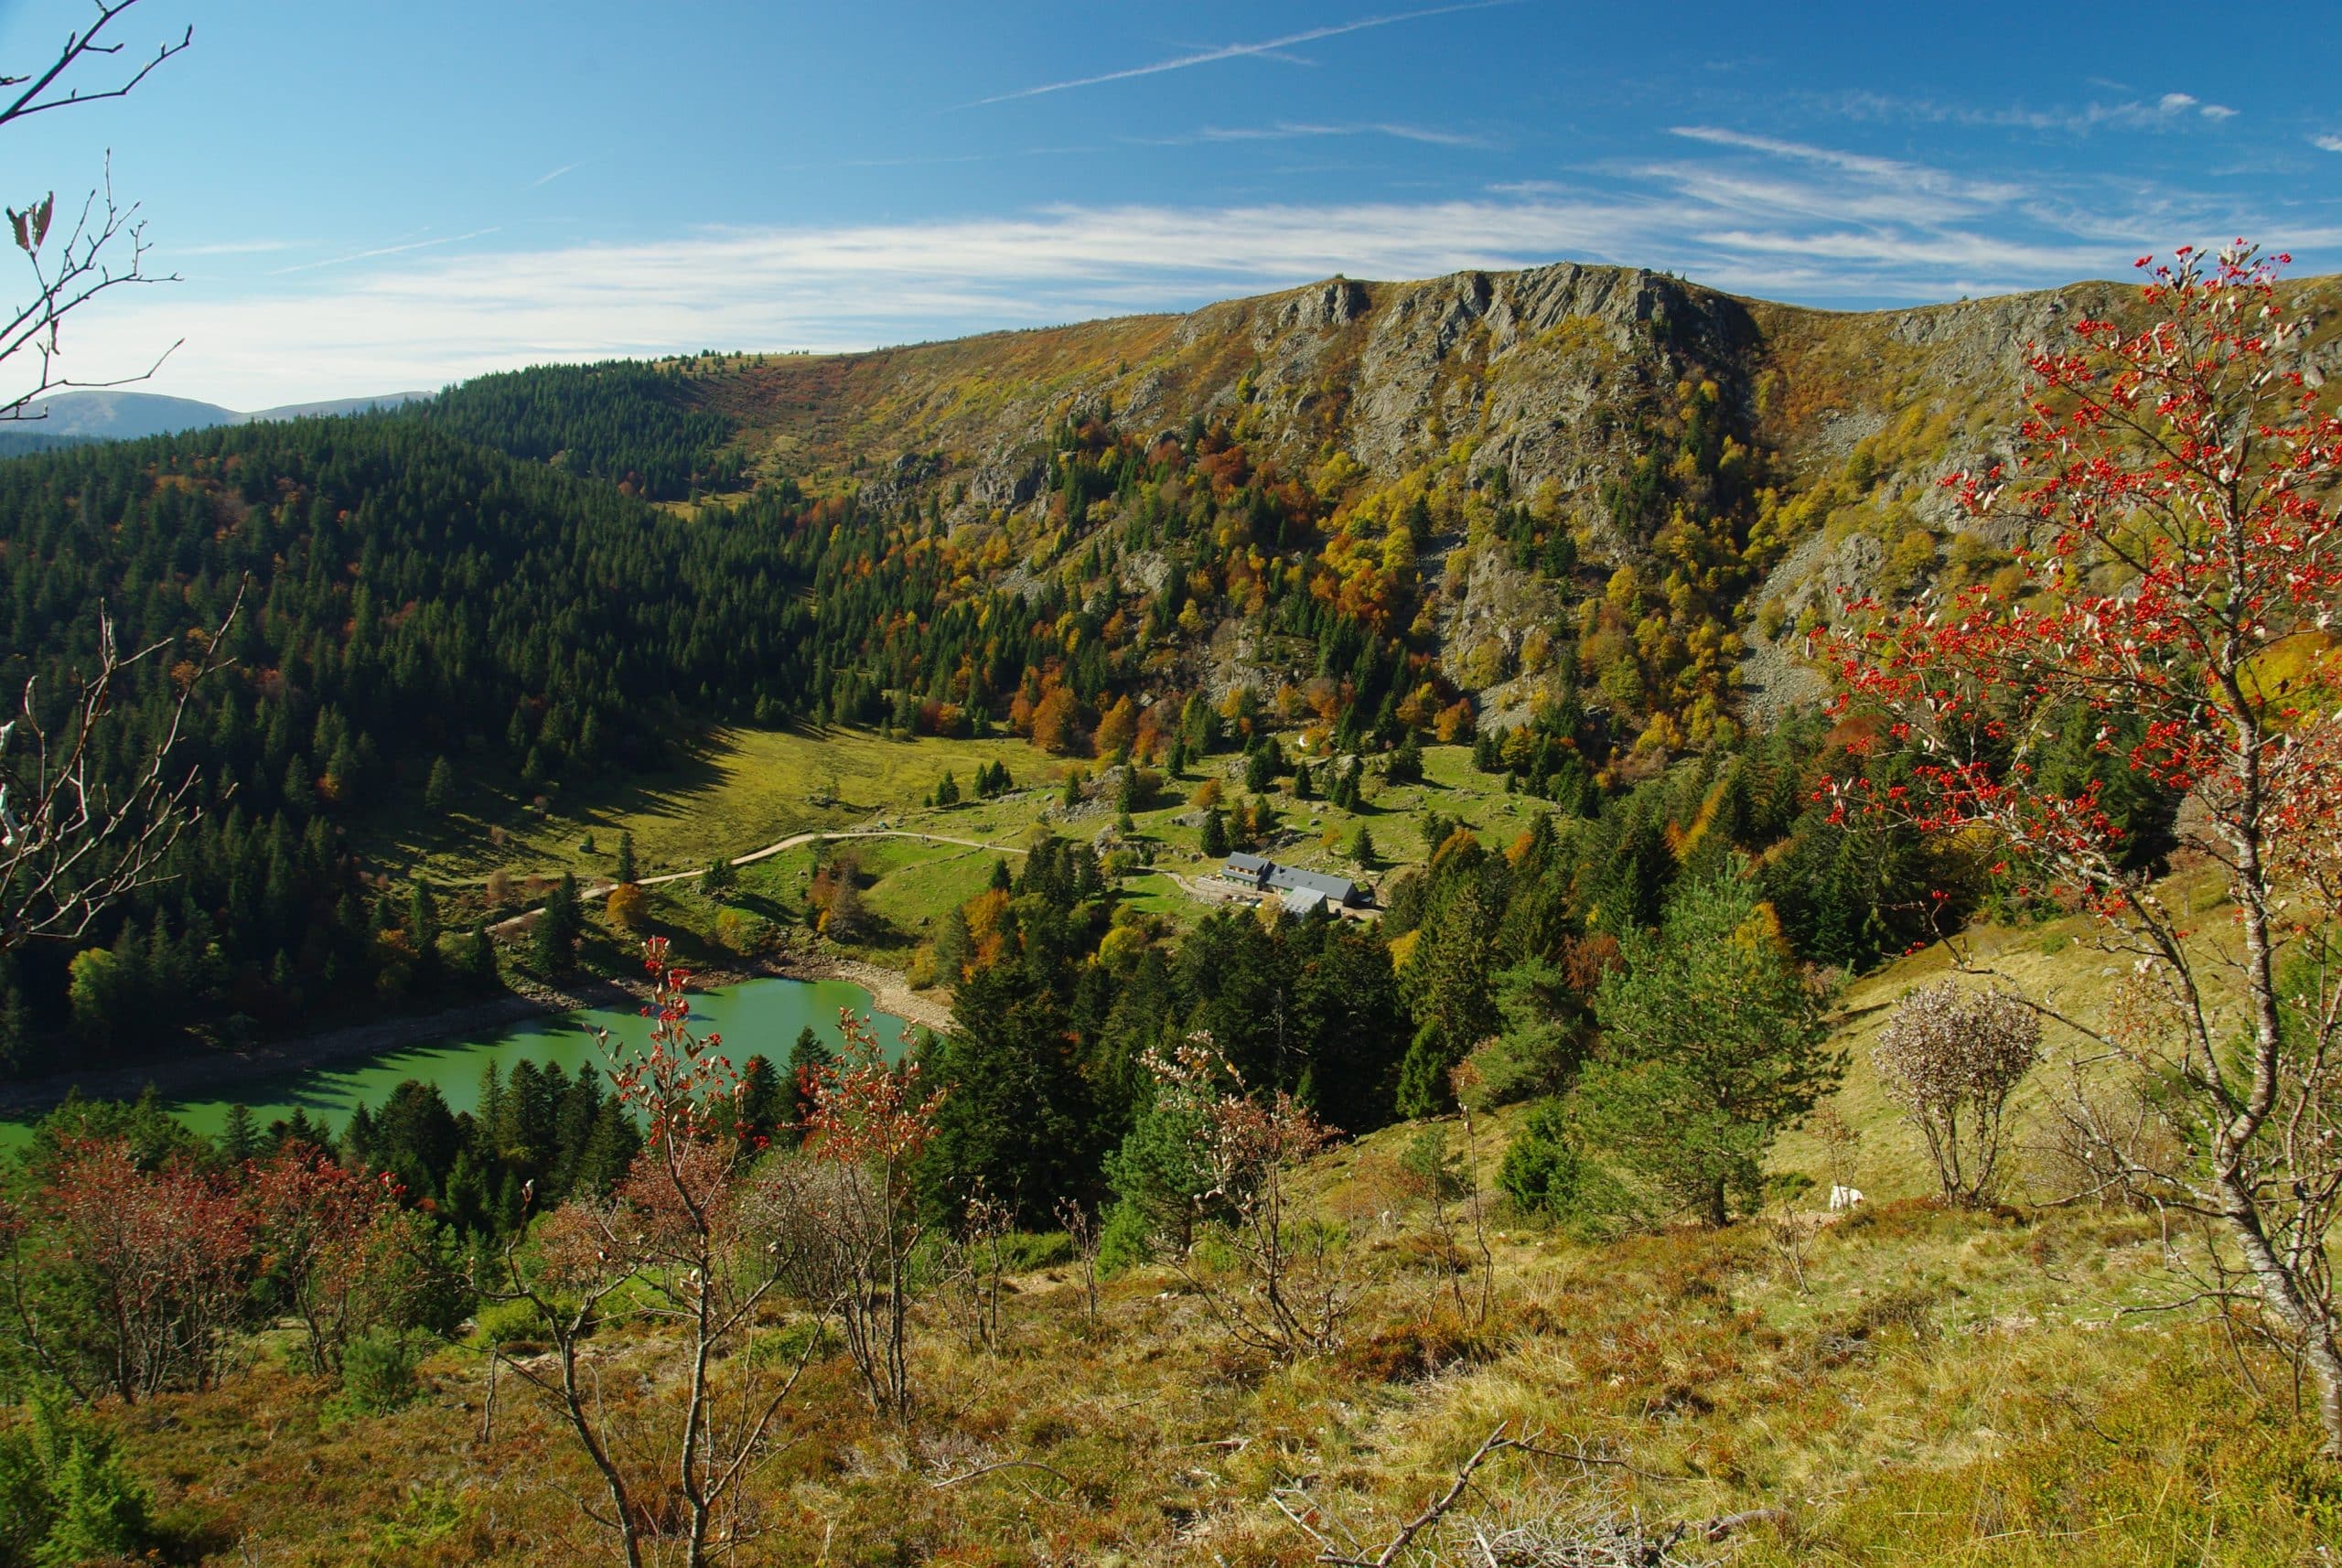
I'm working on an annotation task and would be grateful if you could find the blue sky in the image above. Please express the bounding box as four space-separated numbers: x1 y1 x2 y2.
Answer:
1 0 2337 407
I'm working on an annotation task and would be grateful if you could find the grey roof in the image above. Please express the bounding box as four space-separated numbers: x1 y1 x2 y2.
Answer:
1219 854 1359 904
1280 886 1330 914
1273 865 1359 902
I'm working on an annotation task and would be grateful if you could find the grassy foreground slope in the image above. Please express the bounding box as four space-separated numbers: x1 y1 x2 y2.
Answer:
90 926 2339 1565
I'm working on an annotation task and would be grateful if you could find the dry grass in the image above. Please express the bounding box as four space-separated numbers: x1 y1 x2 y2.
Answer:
88 1165 2341 1566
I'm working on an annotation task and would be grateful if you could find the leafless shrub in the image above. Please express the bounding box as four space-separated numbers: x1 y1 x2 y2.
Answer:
0 590 239 948
1146 1032 1359 1363
1273 1420 1763 1567
1872 979 2041 1206
936 1177 1012 1354
2 1 194 418
1054 1195 1100 1326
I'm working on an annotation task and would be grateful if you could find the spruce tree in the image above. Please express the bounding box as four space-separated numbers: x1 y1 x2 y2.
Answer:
1199 807 1230 859
218 1103 261 1167
786 1026 834 1133
613 832 637 885
424 755 455 812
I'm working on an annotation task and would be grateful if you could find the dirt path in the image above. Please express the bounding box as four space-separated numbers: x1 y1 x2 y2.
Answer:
488 828 1025 932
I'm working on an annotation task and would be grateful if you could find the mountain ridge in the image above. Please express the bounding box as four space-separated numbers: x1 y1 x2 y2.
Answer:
671 258 2342 736
1 386 429 445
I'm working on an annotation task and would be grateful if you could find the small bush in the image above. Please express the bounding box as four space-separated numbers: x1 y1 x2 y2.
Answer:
340 1328 424 1414
1095 1198 1153 1277
473 1297 543 1348
1873 980 2041 1206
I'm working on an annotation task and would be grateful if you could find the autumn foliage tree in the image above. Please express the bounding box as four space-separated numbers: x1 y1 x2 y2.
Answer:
768 1009 941 1419
489 940 825 1568
245 1142 414 1376
0 1137 249 1403
1824 242 2342 1453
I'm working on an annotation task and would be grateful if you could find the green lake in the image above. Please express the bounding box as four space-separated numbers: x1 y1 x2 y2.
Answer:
0 977 911 1151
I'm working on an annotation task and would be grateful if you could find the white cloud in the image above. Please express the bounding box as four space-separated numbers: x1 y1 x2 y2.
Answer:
2316 134 2342 153
30 197 2183 407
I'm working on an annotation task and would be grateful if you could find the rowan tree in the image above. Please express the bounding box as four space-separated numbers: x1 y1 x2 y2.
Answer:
244 1142 403 1375
770 1008 941 1418
1823 242 2342 1453
1 1136 251 1402
489 939 827 1568
1141 1032 1357 1362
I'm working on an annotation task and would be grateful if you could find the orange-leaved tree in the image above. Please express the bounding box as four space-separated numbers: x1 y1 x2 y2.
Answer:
1822 242 2342 1453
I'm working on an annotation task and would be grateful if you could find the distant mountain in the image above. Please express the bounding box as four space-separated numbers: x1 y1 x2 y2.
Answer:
0 387 430 448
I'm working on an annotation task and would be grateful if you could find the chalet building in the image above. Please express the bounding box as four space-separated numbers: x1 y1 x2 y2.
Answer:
1220 852 1368 913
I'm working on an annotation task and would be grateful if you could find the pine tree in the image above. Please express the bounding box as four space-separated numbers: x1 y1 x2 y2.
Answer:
613 832 637 885
424 755 456 812
1578 870 1842 1226
1349 825 1376 866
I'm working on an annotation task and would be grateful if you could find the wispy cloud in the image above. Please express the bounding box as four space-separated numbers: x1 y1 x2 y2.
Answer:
170 239 305 257
1667 126 2026 202
1827 88 2240 134
1141 121 1493 148
2316 134 2342 153
56 122 2332 408
531 163 579 189
964 2 1513 107
59 218 2197 407
268 228 502 275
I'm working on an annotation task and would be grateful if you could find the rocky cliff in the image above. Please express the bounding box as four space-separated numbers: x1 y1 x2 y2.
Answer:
688 260 2342 734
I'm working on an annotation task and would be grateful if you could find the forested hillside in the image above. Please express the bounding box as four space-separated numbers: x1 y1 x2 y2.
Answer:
0 414 805 1070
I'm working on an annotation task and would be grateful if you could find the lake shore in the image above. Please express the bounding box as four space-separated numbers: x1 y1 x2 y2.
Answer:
0 948 953 1125
0 974 637 1122
772 950 956 1035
